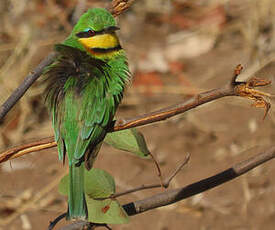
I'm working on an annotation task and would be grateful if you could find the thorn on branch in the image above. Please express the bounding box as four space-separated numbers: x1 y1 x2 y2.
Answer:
231 64 244 85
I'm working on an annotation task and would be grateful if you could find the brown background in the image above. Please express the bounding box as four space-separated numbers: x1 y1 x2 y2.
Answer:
1 0 275 229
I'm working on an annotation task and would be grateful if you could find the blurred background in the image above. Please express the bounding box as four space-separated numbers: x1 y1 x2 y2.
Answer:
1 0 275 229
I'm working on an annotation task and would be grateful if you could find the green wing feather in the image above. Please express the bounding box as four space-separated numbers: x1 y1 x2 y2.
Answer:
44 44 129 219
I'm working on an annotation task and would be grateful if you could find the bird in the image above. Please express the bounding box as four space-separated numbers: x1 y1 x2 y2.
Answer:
43 8 130 220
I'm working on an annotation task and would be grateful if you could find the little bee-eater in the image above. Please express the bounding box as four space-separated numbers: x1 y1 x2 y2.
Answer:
43 8 130 220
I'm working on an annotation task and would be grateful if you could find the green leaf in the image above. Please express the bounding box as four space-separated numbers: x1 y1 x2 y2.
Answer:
104 128 150 158
84 168 115 198
58 174 69 196
86 196 129 224
58 168 115 199
58 170 129 224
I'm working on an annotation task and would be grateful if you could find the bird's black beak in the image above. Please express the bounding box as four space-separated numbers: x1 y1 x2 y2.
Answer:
106 26 120 33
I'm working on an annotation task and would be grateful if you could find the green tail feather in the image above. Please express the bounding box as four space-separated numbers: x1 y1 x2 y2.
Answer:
67 163 87 220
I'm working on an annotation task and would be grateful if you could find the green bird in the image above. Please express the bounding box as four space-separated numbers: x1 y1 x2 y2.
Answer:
43 8 130 220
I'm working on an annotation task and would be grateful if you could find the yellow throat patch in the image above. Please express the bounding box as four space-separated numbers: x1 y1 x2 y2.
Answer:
78 33 121 58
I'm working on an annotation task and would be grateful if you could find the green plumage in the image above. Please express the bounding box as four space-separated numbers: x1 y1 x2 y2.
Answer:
43 8 129 220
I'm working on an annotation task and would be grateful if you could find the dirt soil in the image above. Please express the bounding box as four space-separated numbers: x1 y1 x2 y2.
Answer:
1 1 275 230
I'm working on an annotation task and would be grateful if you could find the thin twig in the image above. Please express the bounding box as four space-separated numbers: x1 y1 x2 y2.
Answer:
112 184 161 199
163 153 190 187
148 152 164 187
111 154 190 199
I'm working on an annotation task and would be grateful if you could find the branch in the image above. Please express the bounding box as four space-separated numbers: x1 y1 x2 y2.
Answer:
122 145 275 215
0 73 271 164
114 85 233 131
110 153 190 199
0 0 136 122
0 137 55 163
49 154 190 229
56 145 275 230
0 52 56 121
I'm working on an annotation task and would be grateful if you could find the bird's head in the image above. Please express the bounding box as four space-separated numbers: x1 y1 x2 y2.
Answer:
64 8 122 59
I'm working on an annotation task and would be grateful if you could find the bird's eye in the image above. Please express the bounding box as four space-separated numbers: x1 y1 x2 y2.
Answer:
76 29 96 38
87 30 95 36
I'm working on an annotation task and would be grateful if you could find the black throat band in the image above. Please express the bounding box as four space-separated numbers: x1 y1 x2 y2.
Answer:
91 45 122 53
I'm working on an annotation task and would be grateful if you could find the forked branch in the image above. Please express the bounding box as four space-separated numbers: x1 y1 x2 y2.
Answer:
123 145 275 215
111 153 190 199
55 145 275 229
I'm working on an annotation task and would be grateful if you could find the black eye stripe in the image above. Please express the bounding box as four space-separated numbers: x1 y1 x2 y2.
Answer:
76 30 95 38
76 26 120 38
